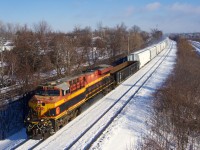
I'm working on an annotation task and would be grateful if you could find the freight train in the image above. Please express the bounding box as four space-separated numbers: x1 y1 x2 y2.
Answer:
25 38 170 139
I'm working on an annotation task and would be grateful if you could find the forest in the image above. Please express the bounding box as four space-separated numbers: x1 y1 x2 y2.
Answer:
0 21 162 95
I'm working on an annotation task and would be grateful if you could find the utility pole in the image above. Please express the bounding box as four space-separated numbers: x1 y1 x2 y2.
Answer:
128 35 130 55
0 40 3 72
0 40 3 85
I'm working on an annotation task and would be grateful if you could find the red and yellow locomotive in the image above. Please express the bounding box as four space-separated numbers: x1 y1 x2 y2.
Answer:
25 61 139 139
25 65 115 139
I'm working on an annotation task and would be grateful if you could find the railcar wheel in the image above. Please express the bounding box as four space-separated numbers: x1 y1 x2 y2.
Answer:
69 109 80 121
43 132 50 139
102 85 112 95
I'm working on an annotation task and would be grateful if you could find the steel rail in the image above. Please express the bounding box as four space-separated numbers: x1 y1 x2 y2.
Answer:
65 42 173 149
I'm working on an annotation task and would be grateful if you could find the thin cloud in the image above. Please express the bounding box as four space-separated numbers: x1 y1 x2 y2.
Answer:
124 6 134 17
170 3 200 15
145 2 161 11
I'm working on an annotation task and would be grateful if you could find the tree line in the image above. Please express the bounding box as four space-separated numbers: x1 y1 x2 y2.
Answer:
0 20 162 93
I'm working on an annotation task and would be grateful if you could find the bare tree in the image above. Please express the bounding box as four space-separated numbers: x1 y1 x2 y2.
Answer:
129 25 141 34
33 20 52 52
12 25 39 91
128 25 145 52
151 28 163 41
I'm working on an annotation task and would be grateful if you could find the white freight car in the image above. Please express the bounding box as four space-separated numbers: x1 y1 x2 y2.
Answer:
149 46 157 59
160 39 168 51
127 38 169 69
156 43 161 54
128 48 151 68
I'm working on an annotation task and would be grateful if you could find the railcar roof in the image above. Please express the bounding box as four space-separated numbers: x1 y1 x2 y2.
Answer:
39 64 111 89
56 82 69 91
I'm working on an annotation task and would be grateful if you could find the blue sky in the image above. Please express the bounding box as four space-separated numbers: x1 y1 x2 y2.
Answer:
0 0 200 33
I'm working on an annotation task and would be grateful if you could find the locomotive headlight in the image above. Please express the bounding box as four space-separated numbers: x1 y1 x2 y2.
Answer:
27 117 30 121
41 119 44 122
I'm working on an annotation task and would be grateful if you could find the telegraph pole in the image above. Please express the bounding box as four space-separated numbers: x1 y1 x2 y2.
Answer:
128 35 130 55
0 39 3 85
0 40 3 73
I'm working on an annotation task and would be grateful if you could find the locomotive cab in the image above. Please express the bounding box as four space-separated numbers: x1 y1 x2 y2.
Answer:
25 65 114 140
25 78 83 139
25 85 64 139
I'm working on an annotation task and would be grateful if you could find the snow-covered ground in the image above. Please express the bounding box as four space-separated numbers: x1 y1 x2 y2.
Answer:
0 40 177 150
92 41 176 150
190 40 200 55
0 129 27 150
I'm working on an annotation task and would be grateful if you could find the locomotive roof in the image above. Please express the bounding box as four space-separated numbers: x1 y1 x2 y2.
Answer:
39 64 112 90
56 82 69 91
83 64 111 72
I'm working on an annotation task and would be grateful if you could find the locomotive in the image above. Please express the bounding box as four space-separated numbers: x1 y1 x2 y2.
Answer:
25 38 169 139
25 62 139 139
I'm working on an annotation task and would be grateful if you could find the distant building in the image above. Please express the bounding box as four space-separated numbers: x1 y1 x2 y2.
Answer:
0 61 7 68
1 41 14 51
91 36 103 45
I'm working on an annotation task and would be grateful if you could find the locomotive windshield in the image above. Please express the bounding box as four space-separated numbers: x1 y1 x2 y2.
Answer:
35 89 60 96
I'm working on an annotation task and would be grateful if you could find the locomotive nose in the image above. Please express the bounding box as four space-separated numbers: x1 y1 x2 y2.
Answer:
29 97 47 116
26 118 54 139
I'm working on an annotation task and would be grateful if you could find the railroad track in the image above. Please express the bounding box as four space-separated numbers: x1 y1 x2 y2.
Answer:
12 41 173 150
0 75 60 103
0 90 23 106
32 40 173 150
10 139 44 150
10 139 29 150
63 41 174 149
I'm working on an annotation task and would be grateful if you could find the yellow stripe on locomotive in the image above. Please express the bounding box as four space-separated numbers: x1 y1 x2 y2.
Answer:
25 65 115 139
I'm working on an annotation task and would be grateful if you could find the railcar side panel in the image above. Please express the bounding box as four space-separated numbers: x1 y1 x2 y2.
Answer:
156 44 161 54
127 48 151 68
149 46 157 59
136 50 151 68
112 61 139 84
